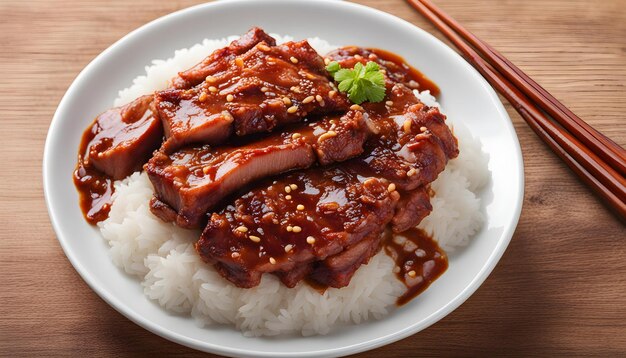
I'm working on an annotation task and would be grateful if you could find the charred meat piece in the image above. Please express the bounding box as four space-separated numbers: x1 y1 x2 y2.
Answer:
172 27 277 89
391 187 432 233
156 39 350 152
147 137 314 229
350 84 458 191
146 110 371 228
308 232 384 288
81 95 163 180
196 166 399 288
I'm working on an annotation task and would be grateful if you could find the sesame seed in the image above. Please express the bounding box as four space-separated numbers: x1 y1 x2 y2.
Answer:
420 126 428 132
386 100 394 106
290 56 298 64
235 57 244 68
236 226 248 233
406 168 417 177
208 86 218 93
285 195 292 200
290 184 298 190
354 54 363 60
368 53 378 60
261 86 269 92
198 92 208 102
249 235 261 243
408 270 417 278
350 104 364 111
315 94 323 102
364 178 377 186
286 225 293 232
202 166 211 174
287 105 298 114
284 244 294 253
388 183 397 192
285 186 292 193
231 252 240 258
403 119 412 133
205 75 217 83
302 95 315 104
324 57 330 65
305 73 316 80
328 90 336 98
226 94 234 102
292 226 302 233
222 110 234 123
296 204 304 211
269 257 276 265
318 130 338 142
291 133 302 139
306 236 316 244
283 97 292 106
258 43 271 51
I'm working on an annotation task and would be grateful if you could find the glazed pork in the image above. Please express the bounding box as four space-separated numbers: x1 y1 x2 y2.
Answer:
74 27 459 294
171 27 277 89
156 29 350 152
196 166 399 288
195 88 458 288
79 95 163 180
146 110 371 228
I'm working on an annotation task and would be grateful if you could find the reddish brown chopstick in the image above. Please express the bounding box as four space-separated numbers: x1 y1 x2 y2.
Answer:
416 0 626 177
405 0 626 219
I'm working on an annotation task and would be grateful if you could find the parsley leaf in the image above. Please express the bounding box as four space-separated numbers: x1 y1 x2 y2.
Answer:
325 61 341 76
325 61 386 104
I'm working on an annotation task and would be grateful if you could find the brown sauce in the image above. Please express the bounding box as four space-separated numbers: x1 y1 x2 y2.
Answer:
384 228 448 305
369 48 440 96
73 129 114 224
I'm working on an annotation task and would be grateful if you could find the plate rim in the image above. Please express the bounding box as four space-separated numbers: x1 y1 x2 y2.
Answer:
43 0 524 356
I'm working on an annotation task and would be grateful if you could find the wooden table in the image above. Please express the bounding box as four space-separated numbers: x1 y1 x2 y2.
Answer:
1 0 624 356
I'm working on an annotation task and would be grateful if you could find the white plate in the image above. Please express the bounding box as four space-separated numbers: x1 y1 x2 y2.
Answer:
43 0 524 356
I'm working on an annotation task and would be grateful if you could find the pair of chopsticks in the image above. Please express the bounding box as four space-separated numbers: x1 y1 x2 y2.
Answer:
406 0 626 220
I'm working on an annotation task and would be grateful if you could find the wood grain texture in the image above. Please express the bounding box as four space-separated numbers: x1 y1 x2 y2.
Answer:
0 0 624 356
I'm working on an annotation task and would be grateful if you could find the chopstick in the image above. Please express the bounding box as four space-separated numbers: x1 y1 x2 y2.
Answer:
415 0 626 178
405 0 626 219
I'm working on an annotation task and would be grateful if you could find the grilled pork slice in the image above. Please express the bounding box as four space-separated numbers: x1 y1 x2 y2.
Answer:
146 110 370 228
82 95 163 180
391 188 432 233
193 84 459 289
172 27 277 89
350 84 458 191
196 166 399 288
156 37 350 152
308 232 384 288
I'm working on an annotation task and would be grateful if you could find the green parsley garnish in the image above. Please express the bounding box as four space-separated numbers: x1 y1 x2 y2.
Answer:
326 61 386 104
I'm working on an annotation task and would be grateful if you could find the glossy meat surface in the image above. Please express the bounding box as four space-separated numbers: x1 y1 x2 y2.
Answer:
156 35 350 152
193 48 459 289
171 27 277 89
74 95 163 224
146 110 371 228
196 166 399 288
82 95 163 180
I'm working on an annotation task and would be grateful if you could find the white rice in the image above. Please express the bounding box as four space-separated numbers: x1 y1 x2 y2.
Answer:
99 35 489 336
